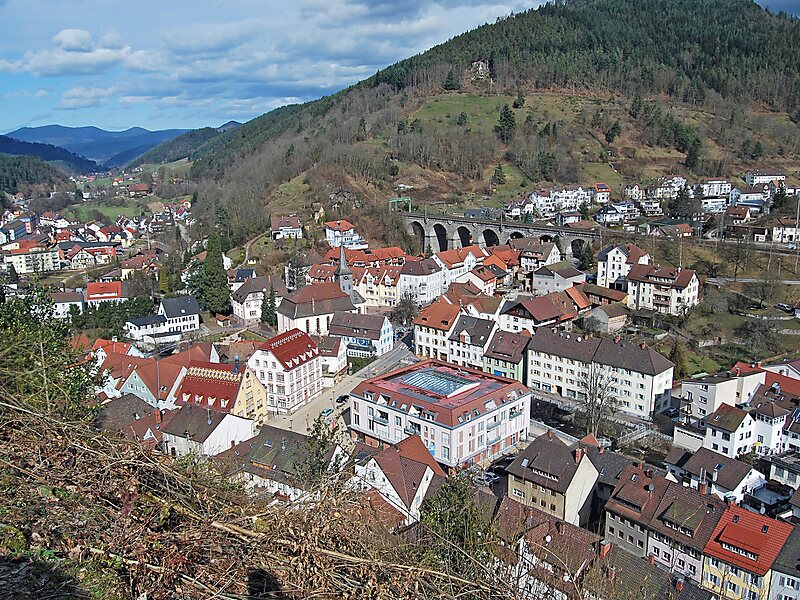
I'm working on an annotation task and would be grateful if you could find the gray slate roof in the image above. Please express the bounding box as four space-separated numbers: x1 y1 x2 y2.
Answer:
329 311 387 340
160 295 201 318
231 275 287 304
128 314 167 327
162 404 227 442
448 315 495 347
506 433 584 494
666 447 756 492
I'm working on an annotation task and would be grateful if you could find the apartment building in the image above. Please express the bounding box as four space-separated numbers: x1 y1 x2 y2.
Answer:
626 264 700 316
483 330 530 383
3 246 60 274
348 360 531 468
702 505 793 600
247 329 322 414
526 328 675 419
532 262 586 296
506 432 598 526
328 312 393 358
596 243 651 290
412 299 460 361
509 238 561 273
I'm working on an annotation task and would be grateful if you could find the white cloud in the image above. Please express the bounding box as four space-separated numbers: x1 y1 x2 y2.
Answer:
52 29 94 52
58 86 116 109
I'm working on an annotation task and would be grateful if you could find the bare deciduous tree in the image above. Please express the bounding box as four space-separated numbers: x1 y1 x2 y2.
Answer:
578 365 619 438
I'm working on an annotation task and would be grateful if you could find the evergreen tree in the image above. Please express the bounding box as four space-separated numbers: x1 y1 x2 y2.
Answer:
455 111 468 126
629 94 643 118
5 264 18 284
496 104 516 143
579 201 590 221
605 120 622 143
261 287 277 326
512 89 526 108
771 185 789 211
158 267 170 294
669 340 687 380
443 68 461 91
492 165 506 184
685 139 702 169
201 232 231 314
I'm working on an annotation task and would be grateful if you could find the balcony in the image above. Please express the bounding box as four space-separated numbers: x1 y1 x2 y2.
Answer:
404 425 421 436
373 415 389 426
509 409 523 419
487 432 501 446
487 419 503 431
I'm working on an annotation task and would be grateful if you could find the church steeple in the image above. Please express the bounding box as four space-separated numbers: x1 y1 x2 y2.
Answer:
335 242 353 299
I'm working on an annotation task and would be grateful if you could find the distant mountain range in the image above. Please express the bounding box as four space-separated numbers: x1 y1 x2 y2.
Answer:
5 125 191 167
0 135 98 173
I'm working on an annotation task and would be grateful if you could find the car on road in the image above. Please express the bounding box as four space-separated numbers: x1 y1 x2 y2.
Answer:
335 394 349 405
777 303 793 313
472 472 500 486
663 407 679 418
320 407 334 419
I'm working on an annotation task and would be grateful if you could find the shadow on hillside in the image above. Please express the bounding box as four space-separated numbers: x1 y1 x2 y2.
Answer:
0 556 89 599
248 567 290 599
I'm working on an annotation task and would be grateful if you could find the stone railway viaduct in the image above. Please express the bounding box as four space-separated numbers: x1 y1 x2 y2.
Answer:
402 212 600 256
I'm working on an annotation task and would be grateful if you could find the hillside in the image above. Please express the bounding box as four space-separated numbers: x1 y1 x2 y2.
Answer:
0 135 98 173
7 125 190 167
128 127 223 167
133 0 800 249
0 155 73 196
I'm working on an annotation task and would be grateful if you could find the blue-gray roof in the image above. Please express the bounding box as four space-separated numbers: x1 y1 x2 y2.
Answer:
127 314 167 327
160 295 201 318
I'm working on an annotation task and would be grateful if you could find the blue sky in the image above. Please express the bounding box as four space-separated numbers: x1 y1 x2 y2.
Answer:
0 0 796 133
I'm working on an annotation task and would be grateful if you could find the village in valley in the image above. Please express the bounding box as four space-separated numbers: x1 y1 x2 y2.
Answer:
2 155 800 598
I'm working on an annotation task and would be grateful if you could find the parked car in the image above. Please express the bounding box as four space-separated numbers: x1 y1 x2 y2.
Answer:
472 473 496 486
664 407 679 418
320 407 334 418
335 394 349 405
777 303 793 313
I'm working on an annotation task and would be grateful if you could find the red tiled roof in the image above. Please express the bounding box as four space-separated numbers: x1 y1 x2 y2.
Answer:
704 504 793 576
324 219 355 231
85 281 123 300
435 245 486 268
259 329 319 371
175 361 243 412
412 298 461 331
370 435 445 507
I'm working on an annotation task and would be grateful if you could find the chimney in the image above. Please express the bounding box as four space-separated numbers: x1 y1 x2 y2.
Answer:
555 521 564 534
156 409 163 424
575 448 584 464
675 577 685 592
644 468 653 478
547 429 553 440
698 481 708 496
599 540 612 558
648 553 655 567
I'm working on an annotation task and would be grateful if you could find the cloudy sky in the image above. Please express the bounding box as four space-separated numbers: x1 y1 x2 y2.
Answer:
0 0 796 133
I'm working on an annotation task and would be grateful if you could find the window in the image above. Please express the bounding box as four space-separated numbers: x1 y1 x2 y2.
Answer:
512 488 524 498
395 416 402 426
726 581 738 595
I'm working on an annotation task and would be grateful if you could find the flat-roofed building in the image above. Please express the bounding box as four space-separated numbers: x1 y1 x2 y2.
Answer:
348 360 530 469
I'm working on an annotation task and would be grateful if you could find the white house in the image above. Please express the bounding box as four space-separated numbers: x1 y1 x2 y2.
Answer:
626 265 700 316
447 314 497 371
594 204 625 225
49 291 84 320
596 243 651 290
624 183 645 202
157 296 201 333
328 312 393 357
397 258 447 306
532 262 586 296
664 447 766 503
509 239 561 274
679 369 766 420
772 218 798 244
276 282 361 336
161 405 255 457
351 435 446 526
231 276 286 324
702 404 754 458
270 215 303 240
695 179 732 199
247 328 322 414
413 298 461 362
433 245 487 287
324 219 368 249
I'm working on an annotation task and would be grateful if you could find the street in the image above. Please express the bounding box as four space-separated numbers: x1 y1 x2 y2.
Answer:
267 343 415 435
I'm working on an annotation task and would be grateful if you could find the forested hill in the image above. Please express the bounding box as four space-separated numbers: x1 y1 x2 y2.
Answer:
371 0 800 111
186 0 800 182
0 136 98 174
0 155 72 195
128 127 223 167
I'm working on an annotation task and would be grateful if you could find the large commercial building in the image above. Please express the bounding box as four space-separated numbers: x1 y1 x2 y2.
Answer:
348 360 531 469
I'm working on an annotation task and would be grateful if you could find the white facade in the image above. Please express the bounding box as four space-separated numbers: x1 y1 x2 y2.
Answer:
745 171 785 186
3 248 60 274
696 179 732 198
527 337 674 419
248 341 323 414
704 413 754 458
325 221 368 249
349 389 531 468
679 371 765 419
627 268 700 316
700 196 728 214
397 260 447 306
597 244 651 290
163 413 255 457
